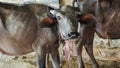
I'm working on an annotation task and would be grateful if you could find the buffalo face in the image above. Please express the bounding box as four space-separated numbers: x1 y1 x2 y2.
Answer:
49 10 80 40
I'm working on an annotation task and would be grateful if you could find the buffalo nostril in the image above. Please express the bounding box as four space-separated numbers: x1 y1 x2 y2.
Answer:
68 32 79 39
68 33 71 37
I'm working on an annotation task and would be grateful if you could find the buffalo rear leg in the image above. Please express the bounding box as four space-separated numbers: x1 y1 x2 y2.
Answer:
85 33 99 68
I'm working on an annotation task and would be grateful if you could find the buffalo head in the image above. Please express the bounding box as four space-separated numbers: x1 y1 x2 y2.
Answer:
50 10 80 40
43 7 80 41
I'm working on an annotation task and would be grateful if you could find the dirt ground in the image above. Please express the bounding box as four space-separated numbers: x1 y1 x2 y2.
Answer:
0 51 119 68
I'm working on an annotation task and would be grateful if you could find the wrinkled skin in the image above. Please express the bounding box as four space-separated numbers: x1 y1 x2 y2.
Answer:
0 2 79 68
73 0 120 68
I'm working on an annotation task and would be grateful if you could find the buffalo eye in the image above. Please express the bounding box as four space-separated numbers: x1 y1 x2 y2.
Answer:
57 16 62 20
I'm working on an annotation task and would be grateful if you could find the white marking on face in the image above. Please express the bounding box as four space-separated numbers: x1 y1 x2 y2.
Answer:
50 10 58 16
55 13 72 37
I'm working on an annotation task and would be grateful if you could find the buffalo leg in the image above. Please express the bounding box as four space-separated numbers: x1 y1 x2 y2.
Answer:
46 53 49 68
84 33 99 68
33 46 47 68
50 49 61 68
77 39 86 68
77 25 91 68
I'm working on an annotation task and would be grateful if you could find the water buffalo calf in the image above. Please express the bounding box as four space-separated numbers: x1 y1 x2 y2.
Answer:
0 2 79 68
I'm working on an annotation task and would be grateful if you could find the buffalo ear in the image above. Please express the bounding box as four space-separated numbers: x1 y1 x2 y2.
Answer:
76 14 95 24
40 17 57 27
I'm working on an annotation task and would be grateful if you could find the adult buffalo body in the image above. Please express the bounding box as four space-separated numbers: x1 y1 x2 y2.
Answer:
0 2 79 68
73 0 120 68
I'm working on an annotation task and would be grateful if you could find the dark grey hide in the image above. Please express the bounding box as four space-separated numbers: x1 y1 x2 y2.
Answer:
72 0 120 68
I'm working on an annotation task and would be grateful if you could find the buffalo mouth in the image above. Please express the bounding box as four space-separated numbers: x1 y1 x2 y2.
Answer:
61 32 80 61
62 32 80 40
